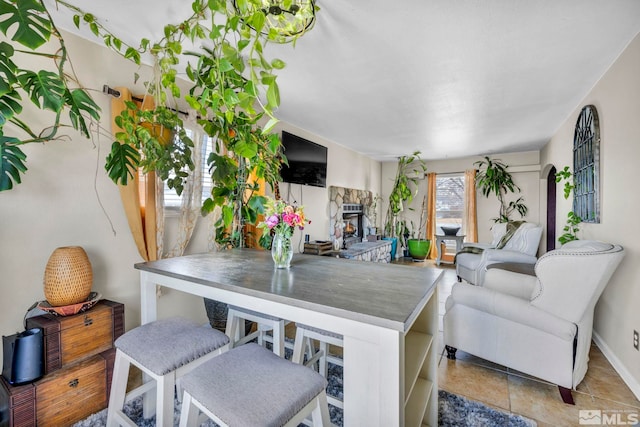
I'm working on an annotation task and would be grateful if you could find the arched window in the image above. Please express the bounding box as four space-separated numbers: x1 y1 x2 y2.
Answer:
573 105 600 223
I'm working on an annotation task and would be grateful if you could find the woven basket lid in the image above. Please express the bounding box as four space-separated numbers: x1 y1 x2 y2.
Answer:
43 246 93 307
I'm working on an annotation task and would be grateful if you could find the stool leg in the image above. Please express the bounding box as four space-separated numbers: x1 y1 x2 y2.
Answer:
225 311 240 350
178 392 199 427
292 328 306 364
311 390 331 427
273 320 285 357
106 351 130 427
319 341 329 378
156 374 175 427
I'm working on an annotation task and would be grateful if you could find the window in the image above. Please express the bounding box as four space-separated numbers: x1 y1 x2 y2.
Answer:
573 105 600 223
164 127 215 210
436 174 464 252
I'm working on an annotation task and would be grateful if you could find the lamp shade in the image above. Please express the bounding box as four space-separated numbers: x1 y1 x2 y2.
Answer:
43 246 93 307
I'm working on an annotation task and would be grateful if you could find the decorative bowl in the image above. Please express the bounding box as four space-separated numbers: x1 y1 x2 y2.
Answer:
37 292 101 316
441 226 460 236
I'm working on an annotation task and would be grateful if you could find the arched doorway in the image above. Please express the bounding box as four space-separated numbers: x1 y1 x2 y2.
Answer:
546 166 557 251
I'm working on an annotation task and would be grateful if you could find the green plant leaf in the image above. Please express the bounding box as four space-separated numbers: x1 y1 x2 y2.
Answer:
64 89 101 137
234 139 258 158
0 89 22 124
17 70 65 112
0 132 27 191
104 141 140 185
266 82 280 108
0 41 17 88
221 204 234 228
0 0 51 49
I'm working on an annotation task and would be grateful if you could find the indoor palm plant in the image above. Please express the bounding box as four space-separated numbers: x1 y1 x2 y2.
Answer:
474 156 528 223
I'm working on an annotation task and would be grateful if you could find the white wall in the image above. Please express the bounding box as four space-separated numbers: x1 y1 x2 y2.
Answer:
381 151 541 248
541 33 640 396
0 31 380 367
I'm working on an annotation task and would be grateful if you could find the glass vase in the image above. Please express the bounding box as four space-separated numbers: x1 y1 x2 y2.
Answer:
271 234 293 269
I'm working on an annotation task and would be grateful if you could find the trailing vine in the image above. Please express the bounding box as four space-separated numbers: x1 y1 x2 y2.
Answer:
555 166 582 244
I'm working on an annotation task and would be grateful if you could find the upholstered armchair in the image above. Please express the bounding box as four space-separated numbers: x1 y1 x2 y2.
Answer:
444 240 625 404
455 222 543 286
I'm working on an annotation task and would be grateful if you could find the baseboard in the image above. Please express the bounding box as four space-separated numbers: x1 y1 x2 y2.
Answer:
592 331 640 400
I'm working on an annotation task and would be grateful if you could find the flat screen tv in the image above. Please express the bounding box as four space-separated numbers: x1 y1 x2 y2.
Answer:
280 131 327 188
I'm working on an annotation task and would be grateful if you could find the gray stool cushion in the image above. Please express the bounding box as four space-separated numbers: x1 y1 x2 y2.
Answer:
115 317 229 375
296 323 343 340
181 343 327 427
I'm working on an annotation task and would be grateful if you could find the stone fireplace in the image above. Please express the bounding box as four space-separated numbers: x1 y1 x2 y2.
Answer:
327 186 391 262
329 186 376 248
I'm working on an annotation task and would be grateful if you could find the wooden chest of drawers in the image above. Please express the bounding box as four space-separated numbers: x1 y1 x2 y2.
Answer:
0 300 123 427
0 349 115 427
25 300 124 374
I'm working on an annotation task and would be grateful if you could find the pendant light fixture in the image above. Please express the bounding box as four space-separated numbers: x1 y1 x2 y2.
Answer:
233 0 317 42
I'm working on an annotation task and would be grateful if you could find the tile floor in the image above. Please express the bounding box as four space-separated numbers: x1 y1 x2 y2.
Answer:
404 258 640 426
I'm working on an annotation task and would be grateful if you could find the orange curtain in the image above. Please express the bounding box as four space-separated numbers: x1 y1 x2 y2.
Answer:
464 169 478 243
111 87 159 261
426 172 437 259
244 173 266 249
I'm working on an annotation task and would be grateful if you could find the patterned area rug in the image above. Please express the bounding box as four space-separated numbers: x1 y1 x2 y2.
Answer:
438 390 536 427
73 369 536 426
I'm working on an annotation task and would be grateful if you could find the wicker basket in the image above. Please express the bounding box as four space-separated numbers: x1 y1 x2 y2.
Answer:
43 246 93 307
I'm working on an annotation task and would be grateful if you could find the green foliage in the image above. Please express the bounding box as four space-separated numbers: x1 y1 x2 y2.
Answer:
384 151 427 238
0 0 101 191
106 102 194 195
200 113 285 249
555 166 582 245
0 0 315 199
63 0 311 247
0 131 26 190
475 156 528 223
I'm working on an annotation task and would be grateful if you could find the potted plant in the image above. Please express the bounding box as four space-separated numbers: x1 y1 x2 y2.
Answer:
383 151 426 259
474 156 528 223
408 195 431 261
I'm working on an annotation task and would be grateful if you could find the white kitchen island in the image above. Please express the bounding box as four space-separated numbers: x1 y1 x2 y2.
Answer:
136 249 442 426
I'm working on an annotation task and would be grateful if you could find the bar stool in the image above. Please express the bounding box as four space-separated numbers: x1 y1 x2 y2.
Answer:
225 305 290 357
292 323 344 410
106 317 230 427
178 343 331 427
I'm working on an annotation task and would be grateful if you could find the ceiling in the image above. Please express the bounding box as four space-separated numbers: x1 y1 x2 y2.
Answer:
47 0 640 161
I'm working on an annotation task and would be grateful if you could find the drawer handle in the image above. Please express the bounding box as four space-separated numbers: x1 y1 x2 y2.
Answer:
68 378 79 388
84 315 93 326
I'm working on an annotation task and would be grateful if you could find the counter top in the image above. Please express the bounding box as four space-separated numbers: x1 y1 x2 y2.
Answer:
136 248 442 332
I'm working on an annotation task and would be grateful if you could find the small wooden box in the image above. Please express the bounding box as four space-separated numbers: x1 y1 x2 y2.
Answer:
26 300 124 374
0 349 115 427
303 241 334 255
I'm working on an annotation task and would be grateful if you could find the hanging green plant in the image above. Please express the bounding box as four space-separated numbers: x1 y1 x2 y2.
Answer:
0 0 319 201
0 0 100 190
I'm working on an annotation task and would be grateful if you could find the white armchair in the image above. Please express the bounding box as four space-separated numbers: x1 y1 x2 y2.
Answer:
455 222 543 285
444 240 625 404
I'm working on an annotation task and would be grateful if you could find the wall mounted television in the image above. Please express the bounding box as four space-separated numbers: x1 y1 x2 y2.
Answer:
280 131 327 188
